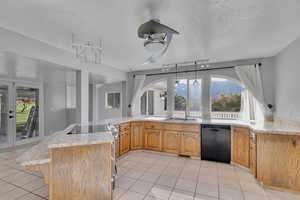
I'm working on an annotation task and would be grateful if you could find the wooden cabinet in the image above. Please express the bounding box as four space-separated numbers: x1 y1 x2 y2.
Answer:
257 134 300 193
144 122 162 130
232 127 250 168
114 124 120 158
131 122 144 150
115 136 120 158
249 132 257 177
145 129 161 151
162 130 180 154
180 132 200 157
119 123 130 155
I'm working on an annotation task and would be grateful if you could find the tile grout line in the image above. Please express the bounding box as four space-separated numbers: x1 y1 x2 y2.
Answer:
0 177 47 199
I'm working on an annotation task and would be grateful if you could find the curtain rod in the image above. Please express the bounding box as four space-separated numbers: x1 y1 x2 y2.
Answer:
145 63 262 77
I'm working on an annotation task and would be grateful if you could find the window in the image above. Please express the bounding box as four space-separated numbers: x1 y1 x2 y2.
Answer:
189 79 202 117
139 81 167 116
174 79 202 118
174 79 187 112
106 92 120 109
66 85 76 108
210 77 244 119
141 91 154 115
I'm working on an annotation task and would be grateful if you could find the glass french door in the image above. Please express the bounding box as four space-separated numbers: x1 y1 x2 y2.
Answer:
0 81 42 148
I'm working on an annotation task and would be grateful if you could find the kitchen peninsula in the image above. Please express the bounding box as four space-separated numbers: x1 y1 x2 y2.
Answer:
18 124 115 200
19 117 300 200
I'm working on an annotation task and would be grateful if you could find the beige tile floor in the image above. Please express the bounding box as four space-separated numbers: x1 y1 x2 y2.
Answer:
1 146 300 200
115 151 300 200
0 145 48 200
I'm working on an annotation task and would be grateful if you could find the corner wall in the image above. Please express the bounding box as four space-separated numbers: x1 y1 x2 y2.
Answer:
275 36 300 122
96 82 125 121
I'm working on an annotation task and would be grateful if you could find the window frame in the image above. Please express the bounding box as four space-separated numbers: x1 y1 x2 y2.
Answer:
105 91 121 110
140 90 155 116
173 78 202 118
210 76 244 120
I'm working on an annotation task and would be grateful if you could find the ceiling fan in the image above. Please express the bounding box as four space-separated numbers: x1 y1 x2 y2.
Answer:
137 18 179 65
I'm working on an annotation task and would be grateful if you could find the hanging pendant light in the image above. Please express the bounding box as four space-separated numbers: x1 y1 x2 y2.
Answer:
193 61 199 86
175 64 179 87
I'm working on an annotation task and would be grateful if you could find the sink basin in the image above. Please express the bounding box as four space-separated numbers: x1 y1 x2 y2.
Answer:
145 117 168 121
165 118 197 121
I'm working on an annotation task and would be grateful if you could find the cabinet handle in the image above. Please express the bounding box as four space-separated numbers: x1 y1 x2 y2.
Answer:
292 140 297 147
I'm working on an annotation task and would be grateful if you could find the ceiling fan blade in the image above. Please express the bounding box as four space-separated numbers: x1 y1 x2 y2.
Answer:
143 32 173 65
138 20 179 38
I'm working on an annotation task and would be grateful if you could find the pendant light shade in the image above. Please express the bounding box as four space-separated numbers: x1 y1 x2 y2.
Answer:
193 79 199 86
193 61 199 86
175 64 179 87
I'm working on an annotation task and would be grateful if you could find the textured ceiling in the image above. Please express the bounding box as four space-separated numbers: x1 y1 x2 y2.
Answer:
0 0 300 71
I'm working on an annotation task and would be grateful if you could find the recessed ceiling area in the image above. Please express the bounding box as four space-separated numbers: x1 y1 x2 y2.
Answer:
0 0 300 72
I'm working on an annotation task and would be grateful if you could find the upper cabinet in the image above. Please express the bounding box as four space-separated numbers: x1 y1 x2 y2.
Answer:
131 122 144 150
232 127 250 168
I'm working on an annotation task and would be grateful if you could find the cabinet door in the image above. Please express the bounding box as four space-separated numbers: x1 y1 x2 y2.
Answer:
180 132 200 157
162 130 180 154
249 133 257 177
120 131 130 155
145 129 161 151
115 136 120 158
257 134 300 192
232 127 250 168
131 122 144 150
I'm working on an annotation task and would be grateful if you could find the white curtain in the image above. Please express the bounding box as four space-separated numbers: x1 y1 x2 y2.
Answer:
128 75 146 116
235 65 272 120
240 90 250 122
240 90 264 122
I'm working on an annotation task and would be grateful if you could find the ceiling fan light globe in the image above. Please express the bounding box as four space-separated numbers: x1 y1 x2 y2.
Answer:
144 40 166 52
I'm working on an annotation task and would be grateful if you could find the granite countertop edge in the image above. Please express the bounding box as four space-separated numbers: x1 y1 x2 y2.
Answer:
109 117 300 135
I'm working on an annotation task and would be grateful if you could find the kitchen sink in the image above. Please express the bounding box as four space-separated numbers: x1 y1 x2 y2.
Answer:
165 117 197 121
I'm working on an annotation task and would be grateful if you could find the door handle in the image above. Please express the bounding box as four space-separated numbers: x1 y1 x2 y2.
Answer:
9 116 14 119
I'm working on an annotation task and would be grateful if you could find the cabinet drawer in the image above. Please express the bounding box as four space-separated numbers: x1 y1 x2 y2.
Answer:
120 123 130 132
144 122 161 130
163 123 183 131
233 127 249 134
182 132 200 138
182 124 200 133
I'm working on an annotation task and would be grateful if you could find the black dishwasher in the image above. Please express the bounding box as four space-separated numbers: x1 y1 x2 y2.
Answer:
201 124 231 163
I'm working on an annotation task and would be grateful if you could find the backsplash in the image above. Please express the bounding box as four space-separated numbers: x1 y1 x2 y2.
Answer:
273 115 300 130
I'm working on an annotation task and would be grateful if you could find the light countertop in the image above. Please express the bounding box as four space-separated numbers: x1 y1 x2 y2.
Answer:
98 116 300 135
17 124 114 166
18 116 300 167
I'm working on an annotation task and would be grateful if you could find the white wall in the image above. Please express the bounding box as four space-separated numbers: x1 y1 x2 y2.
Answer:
275 36 300 122
0 51 77 136
259 57 276 106
153 89 167 116
0 27 126 83
97 82 124 120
